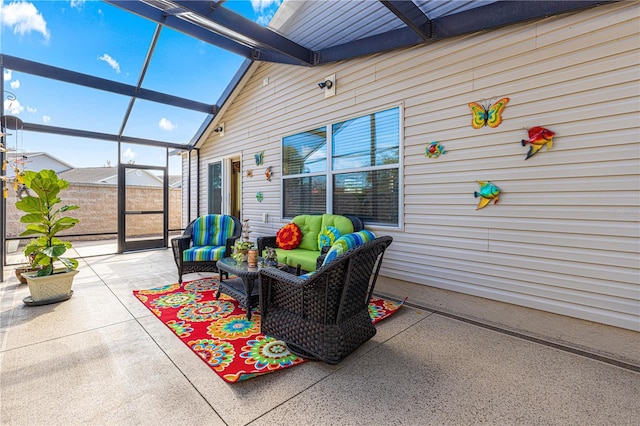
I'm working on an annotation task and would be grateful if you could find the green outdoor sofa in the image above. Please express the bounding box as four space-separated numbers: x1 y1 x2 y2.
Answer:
257 214 364 273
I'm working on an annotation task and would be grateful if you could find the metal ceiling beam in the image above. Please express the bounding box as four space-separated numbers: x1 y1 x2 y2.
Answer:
24 122 191 150
316 0 611 64
105 0 309 66
316 26 424 64
432 1 616 39
1 55 215 114
380 0 432 41
170 0 314 65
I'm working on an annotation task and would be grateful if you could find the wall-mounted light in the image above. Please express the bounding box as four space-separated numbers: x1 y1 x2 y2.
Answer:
213 123 225 136
318 74 336 98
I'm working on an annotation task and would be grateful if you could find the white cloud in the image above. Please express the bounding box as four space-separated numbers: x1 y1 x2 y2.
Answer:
0 1 50 41
70 0 86 10
4 69 12 81
98 53 121 74
27 106 37 113
10 79 20 89
5 99 24 115
159 117 177 131
42 115 51 123
123 147 136 161
251 0 282 26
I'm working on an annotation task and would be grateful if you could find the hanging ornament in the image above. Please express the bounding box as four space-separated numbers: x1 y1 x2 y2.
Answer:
265 166 272 181
0 113 26 199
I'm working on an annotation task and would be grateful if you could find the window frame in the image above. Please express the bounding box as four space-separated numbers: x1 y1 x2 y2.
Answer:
280 104 404 228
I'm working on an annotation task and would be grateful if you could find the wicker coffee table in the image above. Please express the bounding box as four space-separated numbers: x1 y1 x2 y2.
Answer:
216 257 285 320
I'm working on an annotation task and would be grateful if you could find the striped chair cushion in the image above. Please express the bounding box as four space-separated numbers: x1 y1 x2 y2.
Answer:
183 246 226 262
322 230 376 267
192 215 235 247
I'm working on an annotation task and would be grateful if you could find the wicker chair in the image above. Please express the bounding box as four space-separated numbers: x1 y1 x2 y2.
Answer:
171 214 241 283
258 235 393 364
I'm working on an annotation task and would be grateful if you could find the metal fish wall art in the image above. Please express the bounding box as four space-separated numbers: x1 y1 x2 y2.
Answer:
522 126 555 160
474 180 501 210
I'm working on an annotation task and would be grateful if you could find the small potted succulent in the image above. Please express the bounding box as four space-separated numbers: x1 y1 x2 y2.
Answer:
15 169 80 305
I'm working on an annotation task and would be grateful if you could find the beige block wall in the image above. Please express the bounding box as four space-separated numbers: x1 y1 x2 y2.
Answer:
5 183 182 241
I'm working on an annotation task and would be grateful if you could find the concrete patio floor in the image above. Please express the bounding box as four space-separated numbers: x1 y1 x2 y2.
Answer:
1 247 639 425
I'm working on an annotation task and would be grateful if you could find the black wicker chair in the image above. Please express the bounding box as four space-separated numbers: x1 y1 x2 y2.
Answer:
258 235 393 364
171 214 242 283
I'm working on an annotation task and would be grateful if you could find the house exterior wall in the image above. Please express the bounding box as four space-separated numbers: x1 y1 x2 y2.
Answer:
190 2 639 331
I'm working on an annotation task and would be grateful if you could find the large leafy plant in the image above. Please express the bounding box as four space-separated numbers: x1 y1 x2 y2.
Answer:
15 170 80 276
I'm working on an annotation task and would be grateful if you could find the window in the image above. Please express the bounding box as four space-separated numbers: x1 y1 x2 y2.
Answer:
282 107 401 226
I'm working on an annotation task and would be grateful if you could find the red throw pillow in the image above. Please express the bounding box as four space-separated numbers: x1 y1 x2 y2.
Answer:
276 223 302 250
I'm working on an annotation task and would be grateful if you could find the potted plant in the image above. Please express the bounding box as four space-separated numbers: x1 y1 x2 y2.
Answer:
232 240 255 264
15 169 80 305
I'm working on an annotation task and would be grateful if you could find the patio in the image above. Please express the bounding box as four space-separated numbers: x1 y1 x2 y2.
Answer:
1 246 638 425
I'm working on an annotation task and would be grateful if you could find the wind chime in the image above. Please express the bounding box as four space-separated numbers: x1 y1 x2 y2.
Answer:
0 113 28 199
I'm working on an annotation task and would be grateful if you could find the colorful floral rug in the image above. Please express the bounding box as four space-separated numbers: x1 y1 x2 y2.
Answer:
133 277 404 383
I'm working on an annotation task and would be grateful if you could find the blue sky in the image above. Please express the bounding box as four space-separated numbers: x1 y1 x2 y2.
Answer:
1 0 282 174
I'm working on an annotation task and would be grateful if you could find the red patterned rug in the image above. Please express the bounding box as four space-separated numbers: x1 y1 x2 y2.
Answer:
133 277 404 383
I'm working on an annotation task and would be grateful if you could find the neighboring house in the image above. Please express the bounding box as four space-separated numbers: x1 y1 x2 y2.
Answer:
185 2 639 332
5 151 73 176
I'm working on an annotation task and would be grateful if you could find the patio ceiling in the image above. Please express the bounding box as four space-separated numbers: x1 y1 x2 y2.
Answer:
1 0 613 151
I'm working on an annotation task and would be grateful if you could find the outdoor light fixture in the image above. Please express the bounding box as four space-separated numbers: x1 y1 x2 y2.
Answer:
318 80 333 89
213 125 224 133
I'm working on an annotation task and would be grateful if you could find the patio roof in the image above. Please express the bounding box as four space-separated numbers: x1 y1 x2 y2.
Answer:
1 0 612 151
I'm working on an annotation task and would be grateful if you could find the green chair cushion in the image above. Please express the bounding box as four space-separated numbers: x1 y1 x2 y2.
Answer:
292 215 322 251
321 214 354 236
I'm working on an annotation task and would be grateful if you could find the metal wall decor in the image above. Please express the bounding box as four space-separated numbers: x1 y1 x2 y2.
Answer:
474 180 501 210
255 151 264 166
468 97 509 129
522 126 555 160
426 141 446 158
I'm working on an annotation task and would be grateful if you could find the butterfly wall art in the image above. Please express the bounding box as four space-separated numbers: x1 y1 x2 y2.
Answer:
468 97 509 129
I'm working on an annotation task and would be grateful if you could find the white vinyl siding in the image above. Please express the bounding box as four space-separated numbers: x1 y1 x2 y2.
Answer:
194 2 639 331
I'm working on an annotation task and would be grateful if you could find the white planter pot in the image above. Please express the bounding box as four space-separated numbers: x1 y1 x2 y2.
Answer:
21 269 79 306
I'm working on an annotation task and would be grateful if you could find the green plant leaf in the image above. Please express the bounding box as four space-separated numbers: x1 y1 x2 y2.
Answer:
15 196 44 214
37 264 54 276
60 257 78 270
42 244 68 258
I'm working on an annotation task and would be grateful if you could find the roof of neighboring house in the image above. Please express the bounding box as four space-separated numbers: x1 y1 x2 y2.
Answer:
58 167 182 187
6 151 74 171
58 167 117 184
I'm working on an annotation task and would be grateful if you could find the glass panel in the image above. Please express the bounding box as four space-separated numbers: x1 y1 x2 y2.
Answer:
283 176 326 217
332 107 400 171
143 27 245 104
3 75 129 134
120 143 166 168
4 131 119 244
222 1 281 25
124 99 209 145
282 128 327 175
208 162 222 214
0 1 154 75
333 169 399 225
